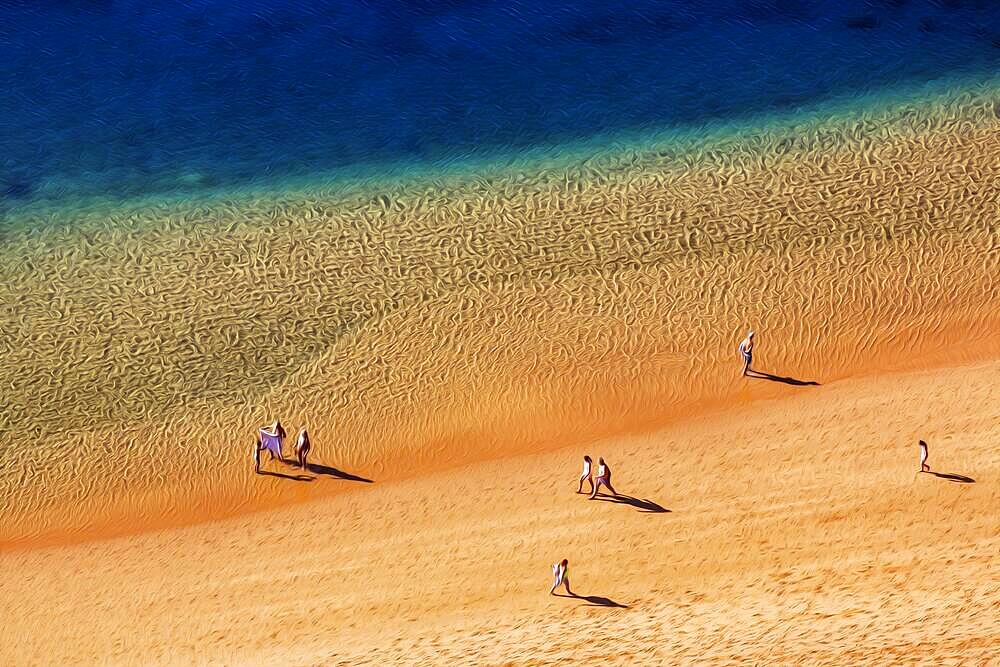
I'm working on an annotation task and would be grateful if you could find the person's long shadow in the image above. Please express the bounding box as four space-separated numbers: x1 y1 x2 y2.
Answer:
594 494 670 513
258 469 313 482
305 462 374 484
926 471 975 484
747 369 820 386
554 592 629 608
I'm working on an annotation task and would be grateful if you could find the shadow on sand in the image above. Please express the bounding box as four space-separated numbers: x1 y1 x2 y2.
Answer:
258 468 314 482
305 462 374 483
747 369 820 386
594 494 670 513
554 592 629 608
258 457 373 483
926 471 975 484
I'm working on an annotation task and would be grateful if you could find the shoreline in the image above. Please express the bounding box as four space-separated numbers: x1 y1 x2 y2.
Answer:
4 73 998 228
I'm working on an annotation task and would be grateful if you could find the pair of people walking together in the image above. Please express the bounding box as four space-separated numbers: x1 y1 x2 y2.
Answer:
577 455 617 499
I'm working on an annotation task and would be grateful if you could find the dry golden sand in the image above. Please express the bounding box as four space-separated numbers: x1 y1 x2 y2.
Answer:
1 86 999 543
2 357 997 665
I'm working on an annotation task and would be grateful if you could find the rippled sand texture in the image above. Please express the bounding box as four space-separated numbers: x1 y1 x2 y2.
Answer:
3 360 998 664
2 87 999 543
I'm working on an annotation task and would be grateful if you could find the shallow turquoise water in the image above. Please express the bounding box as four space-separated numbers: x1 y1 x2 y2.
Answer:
1 1 999 206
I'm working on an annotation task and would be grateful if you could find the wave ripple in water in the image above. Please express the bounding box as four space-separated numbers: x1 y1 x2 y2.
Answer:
2 0 1000 201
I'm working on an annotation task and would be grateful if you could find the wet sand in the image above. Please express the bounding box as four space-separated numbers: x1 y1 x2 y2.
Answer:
3 356 998 664
2 85 998 544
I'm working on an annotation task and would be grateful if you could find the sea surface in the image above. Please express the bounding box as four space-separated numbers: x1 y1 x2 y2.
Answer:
2 0 999 205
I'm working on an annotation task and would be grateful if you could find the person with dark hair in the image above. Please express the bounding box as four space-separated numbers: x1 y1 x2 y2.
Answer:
550 559 572 595
589 457 618 499
919 439 930 473
294 427 311 470
272 419 287 442
253 436 262 474
258 419 286 461
577 455 594 494
738 330 755 376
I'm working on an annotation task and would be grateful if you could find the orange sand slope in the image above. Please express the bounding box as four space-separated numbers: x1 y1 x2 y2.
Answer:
3 358 998 665
2 87 1000 543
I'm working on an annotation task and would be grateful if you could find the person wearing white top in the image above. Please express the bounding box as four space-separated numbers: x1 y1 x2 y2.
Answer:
919 439 930 473
738 330 755 376
589 457 618 499
550 559 572 596
577 455 594 494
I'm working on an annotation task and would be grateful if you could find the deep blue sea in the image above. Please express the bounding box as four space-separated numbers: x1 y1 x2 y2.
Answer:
1 0 999 204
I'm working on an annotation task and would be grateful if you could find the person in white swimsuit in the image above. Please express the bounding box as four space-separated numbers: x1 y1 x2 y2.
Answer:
294 427 311 470
919 440 929 473
738 330 755 376
550 559 572 596
589 457 618 499
577 455 594 494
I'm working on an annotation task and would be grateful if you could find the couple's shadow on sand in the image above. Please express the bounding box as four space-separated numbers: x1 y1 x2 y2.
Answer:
553 592 629 608
259 459 374 484
594 494 670 514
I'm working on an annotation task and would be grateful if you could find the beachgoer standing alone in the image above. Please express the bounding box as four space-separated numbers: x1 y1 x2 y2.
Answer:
738 330 755 376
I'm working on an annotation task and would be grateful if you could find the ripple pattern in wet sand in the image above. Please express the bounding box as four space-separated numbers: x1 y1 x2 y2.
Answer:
1 87 998 543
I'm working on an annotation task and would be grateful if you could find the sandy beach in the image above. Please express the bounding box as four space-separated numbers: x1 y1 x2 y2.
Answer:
3 86 999 543
2 83 999 664
3 354 998 665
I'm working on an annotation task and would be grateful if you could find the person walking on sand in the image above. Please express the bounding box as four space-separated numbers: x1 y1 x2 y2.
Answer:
577 455 594 494
589 457 618 499
259 419 287 461
550 559 572 596
738 330 755 376
253 435 263 474
919 439 930 473
294 426 311 470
